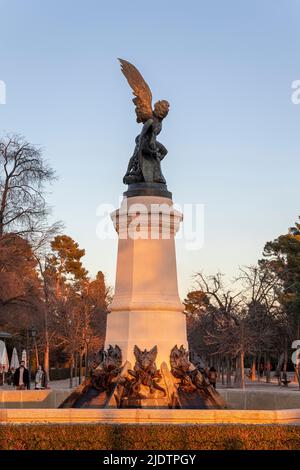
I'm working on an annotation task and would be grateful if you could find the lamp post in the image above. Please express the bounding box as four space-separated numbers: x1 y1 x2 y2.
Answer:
28 326 37 390
85 335 91 379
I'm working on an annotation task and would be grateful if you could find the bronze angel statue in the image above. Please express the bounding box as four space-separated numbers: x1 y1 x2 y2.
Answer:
118 58 170 185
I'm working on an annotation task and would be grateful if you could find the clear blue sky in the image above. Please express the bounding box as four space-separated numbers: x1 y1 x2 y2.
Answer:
0 0 299 297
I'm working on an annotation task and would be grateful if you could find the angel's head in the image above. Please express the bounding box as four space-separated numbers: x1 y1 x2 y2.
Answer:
153 100 170 120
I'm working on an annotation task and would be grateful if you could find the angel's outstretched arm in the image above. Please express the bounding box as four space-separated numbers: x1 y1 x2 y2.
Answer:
156 142 168 160
138 119 153 150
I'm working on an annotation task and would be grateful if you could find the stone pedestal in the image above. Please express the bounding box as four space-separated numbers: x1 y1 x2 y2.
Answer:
105 194 188 367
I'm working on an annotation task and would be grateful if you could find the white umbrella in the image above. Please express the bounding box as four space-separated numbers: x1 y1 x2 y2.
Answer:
10 347 19 371
0 340 9 373
21 349 27 368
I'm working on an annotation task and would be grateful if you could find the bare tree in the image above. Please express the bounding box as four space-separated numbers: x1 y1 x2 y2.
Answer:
191 272 249 387
187 270 282 388
0 134 55 239
237 265 286 382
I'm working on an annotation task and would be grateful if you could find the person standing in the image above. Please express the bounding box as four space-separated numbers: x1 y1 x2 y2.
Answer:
34 365 47 389
13 361 29 390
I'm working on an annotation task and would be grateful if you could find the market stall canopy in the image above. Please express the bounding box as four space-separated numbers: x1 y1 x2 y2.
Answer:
10 347 19 371
0 340 9 372
0 332 12 339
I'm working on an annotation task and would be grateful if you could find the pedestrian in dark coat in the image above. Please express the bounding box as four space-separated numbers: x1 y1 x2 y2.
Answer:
13 361 29 390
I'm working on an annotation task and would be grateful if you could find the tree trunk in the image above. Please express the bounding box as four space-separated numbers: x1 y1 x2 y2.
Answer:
240 351 245 389
44 338 50 382
234 357 240 386
257 352 262 382
283 346 288 373
0 175 9 237
234 353 245 388
69 356 74 389
226 356 231 387
295 362 300 389
216 355 220 377
251 355 256 381
266 354 271 383
35 340 39 368
40 263 50 385
79 353 82 385
263 352 267 377
74 353 78 386
221 357 225 385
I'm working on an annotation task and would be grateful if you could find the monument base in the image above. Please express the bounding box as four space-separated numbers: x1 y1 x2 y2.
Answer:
123 182 172 199
105 310 188 368
3 408 300 424
105 193 187 367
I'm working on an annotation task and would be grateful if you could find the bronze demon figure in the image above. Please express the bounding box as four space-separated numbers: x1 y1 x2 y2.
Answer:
124 345 166 398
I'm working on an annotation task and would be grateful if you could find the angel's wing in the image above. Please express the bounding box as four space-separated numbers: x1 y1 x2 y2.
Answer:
118 58 153 123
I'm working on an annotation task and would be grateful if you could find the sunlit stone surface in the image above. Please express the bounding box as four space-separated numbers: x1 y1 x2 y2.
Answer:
105 195 188 367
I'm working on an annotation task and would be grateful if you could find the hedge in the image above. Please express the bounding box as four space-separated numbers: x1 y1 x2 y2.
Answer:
1 424 300 450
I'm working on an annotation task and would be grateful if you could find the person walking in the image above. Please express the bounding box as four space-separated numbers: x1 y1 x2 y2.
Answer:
34 365 47 389
208 366 218 389
13 361 29 390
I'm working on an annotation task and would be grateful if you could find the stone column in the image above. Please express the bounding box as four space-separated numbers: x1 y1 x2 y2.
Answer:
105 194 188 367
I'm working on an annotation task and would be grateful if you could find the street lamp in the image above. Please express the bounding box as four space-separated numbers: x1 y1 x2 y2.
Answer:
29 326 37 339
27 326 37 390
